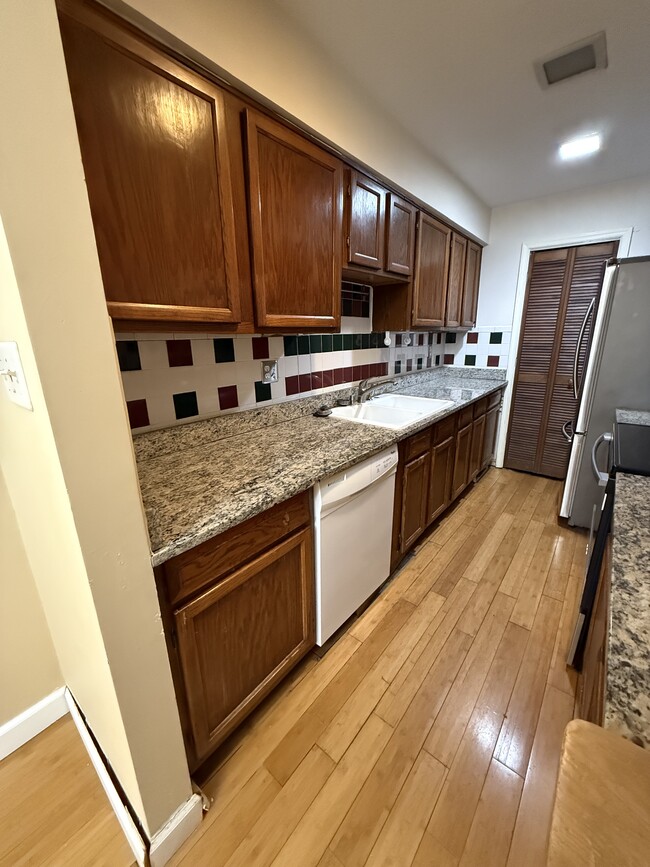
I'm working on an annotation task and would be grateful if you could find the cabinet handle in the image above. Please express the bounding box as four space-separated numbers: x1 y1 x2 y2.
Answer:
282 512 290 525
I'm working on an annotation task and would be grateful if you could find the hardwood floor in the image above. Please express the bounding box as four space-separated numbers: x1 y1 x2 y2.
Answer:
0 469 583 866
0 715 133 866
172 468 586 867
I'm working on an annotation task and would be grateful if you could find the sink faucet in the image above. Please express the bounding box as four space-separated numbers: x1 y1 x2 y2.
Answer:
357 376 397 403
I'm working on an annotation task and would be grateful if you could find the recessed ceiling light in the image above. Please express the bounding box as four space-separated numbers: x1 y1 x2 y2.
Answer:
559 133 601 160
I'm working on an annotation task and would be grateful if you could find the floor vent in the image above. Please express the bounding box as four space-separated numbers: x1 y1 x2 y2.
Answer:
534 32 607 89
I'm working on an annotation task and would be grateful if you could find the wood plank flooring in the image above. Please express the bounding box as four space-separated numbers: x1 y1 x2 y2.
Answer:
172 468 586 867
0 468 584 866
0 715 133 866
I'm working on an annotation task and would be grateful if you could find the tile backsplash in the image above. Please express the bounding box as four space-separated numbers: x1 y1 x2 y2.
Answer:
117 318 511 433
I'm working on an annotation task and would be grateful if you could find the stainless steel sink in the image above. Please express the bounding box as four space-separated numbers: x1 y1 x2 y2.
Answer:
329 394 454 430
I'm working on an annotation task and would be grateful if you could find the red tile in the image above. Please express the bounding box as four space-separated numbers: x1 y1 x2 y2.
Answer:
333 368 345 385
353 365 364 380
344 367 354 382
166 339 193 367
252 336 269 359
361 364 371 379
467 332 479 344
285 375 300 395
437 334 443 344
418 333 425 346
126 398 149 429
299 374 312 392
487 355 500 367
311 371 323 390
444 354 454 364
218 385 238 410
322 369 334 387
379 362 388 376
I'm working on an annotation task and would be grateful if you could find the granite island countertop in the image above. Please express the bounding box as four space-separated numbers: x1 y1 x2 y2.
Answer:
615 408 650 427
604 472 650 747
134 368 506 565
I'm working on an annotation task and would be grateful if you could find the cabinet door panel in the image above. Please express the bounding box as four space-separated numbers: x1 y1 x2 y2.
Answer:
413 213 451 327
452 423 472 500
482 405 500 469
385 194 416 276
175 528 314 763
246 110 343 329
347 172 386 269
461 241 481 327
400 452 430 553
427 436 455 523
445 233 468 327
468 413 486 482
59 8 241 323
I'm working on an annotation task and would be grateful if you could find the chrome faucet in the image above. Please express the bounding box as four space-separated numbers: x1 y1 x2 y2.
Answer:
357 376 397 403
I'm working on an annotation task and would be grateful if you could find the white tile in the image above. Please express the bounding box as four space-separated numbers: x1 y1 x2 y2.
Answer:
138 340 169 370
237 381 256 408
310 352 326 371
114 332 136 341
268 336 285 358
328 350 344 369
213 361 238 386
121 368 168 400
191 339 216 367
280 355 299 378
298 354 312 375
270 379 286 401
196 387 220 416
234 336 253 362
233 359 262 384
144 392 175 427
135 332 175 341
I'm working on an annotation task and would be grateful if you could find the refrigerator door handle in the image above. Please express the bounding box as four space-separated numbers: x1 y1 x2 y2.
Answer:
562 419 574 443
591 431 613 486
573 298 596 399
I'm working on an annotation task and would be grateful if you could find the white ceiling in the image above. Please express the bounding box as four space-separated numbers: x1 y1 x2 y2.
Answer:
271 0 650 207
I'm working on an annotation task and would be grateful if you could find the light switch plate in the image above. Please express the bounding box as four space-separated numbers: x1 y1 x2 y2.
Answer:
0 341 32 410
261 359 279 384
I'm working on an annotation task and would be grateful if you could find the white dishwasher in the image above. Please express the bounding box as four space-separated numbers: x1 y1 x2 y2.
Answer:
313 446 398 646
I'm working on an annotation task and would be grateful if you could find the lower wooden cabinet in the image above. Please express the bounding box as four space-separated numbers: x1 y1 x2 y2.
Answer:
578 538 611 724
392 389 504 568
156 492 314 770
452 421 473 499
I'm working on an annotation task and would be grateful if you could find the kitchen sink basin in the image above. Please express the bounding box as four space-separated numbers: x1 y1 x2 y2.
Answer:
329 394 454 430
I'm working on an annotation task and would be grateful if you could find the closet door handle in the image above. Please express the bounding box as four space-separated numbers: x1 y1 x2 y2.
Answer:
573 298 595 399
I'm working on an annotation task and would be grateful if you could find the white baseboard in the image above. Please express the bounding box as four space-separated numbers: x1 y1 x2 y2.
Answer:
149 793 203 867
0 687 67 760
64 688 148 867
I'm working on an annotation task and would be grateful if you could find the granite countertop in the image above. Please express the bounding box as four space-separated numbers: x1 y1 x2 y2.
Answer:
134 368 506 565
604 472 650 747
616 408 650 427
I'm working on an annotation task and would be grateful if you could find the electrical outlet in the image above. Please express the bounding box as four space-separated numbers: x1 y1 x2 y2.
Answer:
261 359 279 384
0 341 32 410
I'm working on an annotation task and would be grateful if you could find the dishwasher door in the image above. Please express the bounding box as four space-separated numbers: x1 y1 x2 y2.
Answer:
314 447 398 645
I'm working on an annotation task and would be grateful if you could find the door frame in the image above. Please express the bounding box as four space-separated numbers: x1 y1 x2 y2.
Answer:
495 227 634 468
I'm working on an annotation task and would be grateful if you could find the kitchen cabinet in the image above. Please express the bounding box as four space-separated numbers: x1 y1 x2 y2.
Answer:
58 0 245 327
461 241 482 327
345 171 386 270
577 538 610 725
399 451 431 553
427 433 455 523
482 398 501 470
445 233 468 328
246 110 343 330
385 194 417 277
412 213 452 328
469 412 486 483
451 407 474 499
156 492 314 770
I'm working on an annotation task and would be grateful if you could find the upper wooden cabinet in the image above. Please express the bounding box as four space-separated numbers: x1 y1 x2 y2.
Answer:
58 2 242 325
246 110 343 330
461 241 482 327
345 171 386 270
385 194 417 276
412 213 452 328
445 233 468 328
345 175 415 278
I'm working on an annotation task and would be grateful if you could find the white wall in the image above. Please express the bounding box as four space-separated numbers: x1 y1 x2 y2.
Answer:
479 173 650 328
0 469 62 727
109 0 490 241
0 0 191 839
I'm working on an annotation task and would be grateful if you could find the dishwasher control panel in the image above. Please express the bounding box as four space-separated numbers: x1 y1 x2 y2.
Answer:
371 447 398 481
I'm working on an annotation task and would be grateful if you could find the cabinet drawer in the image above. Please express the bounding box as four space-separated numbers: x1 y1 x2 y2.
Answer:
458 405 474 428
403 428 431 460
487 389 502 411
432 414 456 444
163 491 311 606
473 397 488 418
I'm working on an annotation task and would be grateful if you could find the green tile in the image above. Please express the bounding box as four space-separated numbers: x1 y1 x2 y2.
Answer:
333 333 343 351
309 334 322 353
321 334 333 352
343 334 353 350
298 335 310 355
255 380 272 402
283 335 298 356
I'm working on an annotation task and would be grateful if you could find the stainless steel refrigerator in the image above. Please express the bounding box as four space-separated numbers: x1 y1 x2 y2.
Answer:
560 256 650 528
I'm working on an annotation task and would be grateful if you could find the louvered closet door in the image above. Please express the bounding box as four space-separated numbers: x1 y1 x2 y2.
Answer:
505 242 616 479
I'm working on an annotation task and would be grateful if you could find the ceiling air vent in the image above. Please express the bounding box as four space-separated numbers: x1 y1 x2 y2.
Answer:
534 32 607 89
